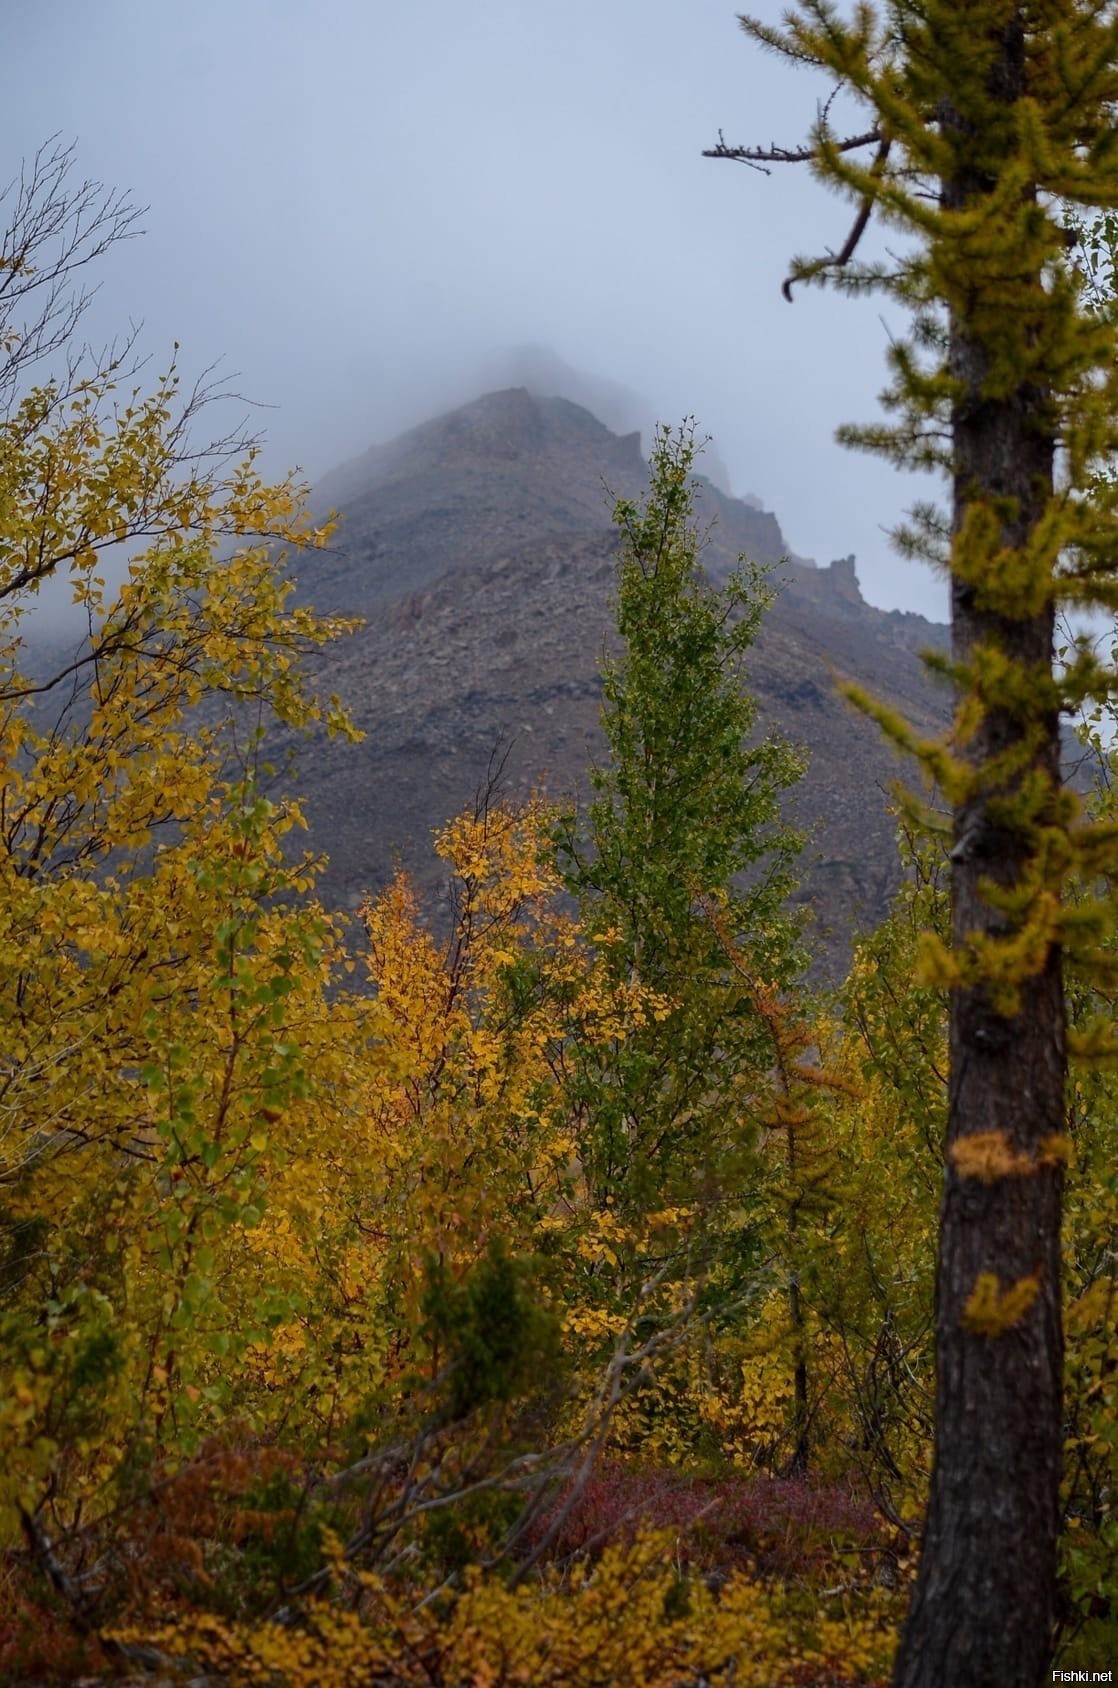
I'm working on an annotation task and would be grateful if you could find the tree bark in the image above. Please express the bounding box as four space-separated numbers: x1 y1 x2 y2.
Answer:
892 16 1066 1686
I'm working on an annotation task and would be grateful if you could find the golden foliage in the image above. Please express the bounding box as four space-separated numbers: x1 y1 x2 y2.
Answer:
961 1271 1042 1338
950 1130 1038 1183
120 1527 897 1688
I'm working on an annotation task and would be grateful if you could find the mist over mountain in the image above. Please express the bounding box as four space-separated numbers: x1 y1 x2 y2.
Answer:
283 385 951 976
468 346 739 498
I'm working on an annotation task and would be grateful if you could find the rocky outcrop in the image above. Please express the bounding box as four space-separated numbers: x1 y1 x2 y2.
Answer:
283 388 951 979
306 390 786 617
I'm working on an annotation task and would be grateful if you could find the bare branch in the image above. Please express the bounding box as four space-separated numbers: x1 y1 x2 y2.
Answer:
18 1505 92 1629
782 136 893 301
0 136 145 406
703 125 881 169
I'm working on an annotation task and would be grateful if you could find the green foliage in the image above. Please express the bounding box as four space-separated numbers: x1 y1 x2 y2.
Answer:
560 423 805 1212
421 1239 562 1421
806 828 947 1509
1056 715 1118 1659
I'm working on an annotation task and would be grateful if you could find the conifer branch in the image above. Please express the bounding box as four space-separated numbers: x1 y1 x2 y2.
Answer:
705 126 891 299
703 125 881 172
782 136 892 301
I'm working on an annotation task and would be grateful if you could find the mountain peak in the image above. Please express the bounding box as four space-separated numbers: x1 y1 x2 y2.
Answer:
421 385 642 465
313 385 643 518
304 386 690 618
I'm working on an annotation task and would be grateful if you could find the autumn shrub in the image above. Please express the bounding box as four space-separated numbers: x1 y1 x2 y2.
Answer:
1055 1056 1118 1666
117 1526 899 1688
0 1583 117 1687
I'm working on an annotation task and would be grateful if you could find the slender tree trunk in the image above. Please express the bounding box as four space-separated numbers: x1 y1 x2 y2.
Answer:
893 19 1066 1686
786 1110 810 1478
787 1269 810 1478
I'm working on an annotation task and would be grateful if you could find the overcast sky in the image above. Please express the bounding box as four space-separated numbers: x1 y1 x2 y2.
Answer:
1 0 946 620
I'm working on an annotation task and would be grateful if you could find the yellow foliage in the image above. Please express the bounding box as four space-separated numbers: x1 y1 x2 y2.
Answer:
0 175 911 1672
950 1129 1072 1183
0 257 364 1532
961 1271 1042 1337
351 801 665 1288
950 1130 1036 1183
121 1527 897 1687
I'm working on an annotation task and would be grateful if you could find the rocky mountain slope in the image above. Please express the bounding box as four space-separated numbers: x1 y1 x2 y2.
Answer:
282 387 951 976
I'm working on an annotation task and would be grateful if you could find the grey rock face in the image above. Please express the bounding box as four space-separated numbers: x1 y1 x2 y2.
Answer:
281 388 950 978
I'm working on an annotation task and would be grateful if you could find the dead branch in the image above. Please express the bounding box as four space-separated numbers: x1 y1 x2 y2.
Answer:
18 1504 92 1629
0 136 145 407
703 125 881 171
704 125 890 300
782 136 893 300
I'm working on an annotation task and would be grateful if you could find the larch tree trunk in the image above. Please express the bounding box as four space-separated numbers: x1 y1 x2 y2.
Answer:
892 16 1066 1686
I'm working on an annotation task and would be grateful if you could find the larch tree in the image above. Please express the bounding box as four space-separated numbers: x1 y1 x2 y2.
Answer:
708 5 1118 1686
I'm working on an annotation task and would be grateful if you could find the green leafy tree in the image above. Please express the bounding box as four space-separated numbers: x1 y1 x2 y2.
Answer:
709 6 1118 1682
822 825 947 1517
561 424 804 1221
556 429 813 1485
